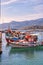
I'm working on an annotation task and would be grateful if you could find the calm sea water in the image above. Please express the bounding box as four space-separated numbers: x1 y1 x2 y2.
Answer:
0 32 43 65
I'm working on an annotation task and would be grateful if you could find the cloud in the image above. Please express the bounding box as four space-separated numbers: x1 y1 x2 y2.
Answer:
30 0 43 4
33 5 43 13
0 0 28 5
0 0 43 5
19 0 43 5
0 0 18 5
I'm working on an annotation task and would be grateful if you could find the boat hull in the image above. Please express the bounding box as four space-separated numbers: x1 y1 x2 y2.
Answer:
6 38 14 43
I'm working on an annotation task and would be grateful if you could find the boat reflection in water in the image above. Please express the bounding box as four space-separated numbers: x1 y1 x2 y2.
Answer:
9 45 43 59
9 47 35 59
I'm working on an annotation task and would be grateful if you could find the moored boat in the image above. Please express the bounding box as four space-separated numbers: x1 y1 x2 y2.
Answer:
5 29 38 47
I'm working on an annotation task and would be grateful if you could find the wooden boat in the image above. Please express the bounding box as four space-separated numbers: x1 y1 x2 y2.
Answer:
5 30 43 52
5 29 38 47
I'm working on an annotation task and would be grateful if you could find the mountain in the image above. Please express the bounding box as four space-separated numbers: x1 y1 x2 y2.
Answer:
0 18 43 30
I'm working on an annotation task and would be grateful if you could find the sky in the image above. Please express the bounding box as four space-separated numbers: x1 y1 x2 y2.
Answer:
0 0 43 24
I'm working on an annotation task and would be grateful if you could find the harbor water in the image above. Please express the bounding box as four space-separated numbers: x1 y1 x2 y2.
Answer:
0 32 43 65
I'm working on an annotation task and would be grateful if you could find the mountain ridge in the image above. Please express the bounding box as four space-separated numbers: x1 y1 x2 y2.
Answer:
0 18 43 30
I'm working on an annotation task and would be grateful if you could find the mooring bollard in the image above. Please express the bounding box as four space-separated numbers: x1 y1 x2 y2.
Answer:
0 32 2 54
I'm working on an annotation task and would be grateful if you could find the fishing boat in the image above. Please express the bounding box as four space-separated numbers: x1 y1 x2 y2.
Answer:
5 29 38 47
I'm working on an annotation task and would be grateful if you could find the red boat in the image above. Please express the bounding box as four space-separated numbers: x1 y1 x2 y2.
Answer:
5 30 38 46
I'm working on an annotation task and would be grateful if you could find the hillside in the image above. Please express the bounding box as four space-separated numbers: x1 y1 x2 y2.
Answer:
0 18 43 30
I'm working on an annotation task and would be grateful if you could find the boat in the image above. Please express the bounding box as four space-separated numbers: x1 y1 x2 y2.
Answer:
5 29 38 47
